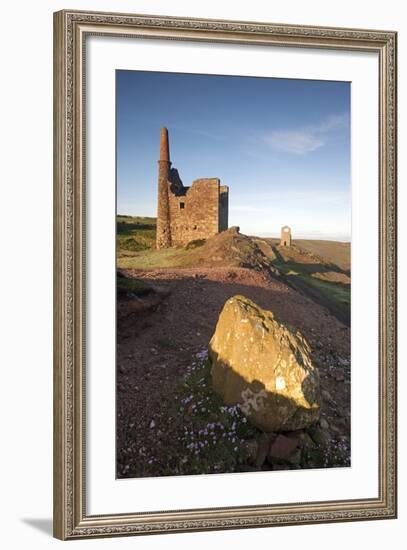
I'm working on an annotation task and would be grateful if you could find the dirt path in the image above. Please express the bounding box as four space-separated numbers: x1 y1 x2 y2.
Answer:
117 267 350 477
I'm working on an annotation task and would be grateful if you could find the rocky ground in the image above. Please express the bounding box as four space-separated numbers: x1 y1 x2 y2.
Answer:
116 266 350 478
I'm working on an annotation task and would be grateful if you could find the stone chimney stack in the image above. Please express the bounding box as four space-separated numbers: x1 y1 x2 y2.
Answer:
156 127 172 249
159 126 170 162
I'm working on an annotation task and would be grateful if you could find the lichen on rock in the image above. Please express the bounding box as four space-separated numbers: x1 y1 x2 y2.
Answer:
209 295 321 432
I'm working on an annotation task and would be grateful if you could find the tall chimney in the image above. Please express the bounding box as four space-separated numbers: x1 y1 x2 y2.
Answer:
159 126 170 162
156 127 172 249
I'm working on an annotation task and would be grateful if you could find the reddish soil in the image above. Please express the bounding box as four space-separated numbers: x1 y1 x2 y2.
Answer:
116 267 350 477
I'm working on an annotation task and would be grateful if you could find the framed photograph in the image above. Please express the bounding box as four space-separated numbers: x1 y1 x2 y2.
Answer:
53 9 397 540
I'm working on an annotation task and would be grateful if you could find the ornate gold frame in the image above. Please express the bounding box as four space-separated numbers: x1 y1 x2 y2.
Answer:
53 9 397 540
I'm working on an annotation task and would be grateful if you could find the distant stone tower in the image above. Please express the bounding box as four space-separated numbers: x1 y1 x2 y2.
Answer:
156 127 229 249
280 226 292 247
156 127 172 249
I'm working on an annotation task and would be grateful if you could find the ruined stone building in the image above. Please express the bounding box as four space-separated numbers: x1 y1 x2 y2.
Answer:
280 225 292 247
156 127 229 249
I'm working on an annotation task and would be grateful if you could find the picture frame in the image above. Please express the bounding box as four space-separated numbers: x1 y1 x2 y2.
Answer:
53 9 397 540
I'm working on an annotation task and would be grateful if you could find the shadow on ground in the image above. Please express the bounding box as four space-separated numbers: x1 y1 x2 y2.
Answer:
116 268 350 479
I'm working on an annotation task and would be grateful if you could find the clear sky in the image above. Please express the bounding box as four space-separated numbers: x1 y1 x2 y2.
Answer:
117 70 350 241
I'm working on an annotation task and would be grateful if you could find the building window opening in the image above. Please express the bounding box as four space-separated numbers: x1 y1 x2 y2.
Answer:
180 202 185 209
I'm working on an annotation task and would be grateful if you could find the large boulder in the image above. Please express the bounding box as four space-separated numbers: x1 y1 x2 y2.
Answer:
209 295 320 432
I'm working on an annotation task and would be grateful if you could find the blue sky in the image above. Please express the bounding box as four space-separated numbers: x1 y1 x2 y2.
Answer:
117 70 350 241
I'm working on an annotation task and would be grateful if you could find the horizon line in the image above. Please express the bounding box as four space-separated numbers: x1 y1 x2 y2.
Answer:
116 213 350 243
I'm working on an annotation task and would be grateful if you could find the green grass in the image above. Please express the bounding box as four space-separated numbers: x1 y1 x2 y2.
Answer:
116 214 202 269
117 246 200 270
272 258 350 315
117 215 156 257
170 354 258 475
304 275 350 306
116 274 154 297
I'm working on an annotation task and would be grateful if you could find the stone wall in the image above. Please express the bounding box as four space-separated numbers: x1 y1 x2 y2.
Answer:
168 178 224 246
156 127 229 248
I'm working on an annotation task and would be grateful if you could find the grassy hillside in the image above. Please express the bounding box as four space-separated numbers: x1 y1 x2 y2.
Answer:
265 241 350 325
117 215 156 253
295 239 350 273
117 215 208 269
267 238 350 273
117 221 271 271
117 216 350 325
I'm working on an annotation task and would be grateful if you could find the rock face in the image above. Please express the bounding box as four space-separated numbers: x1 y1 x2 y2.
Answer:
209 295 321 432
